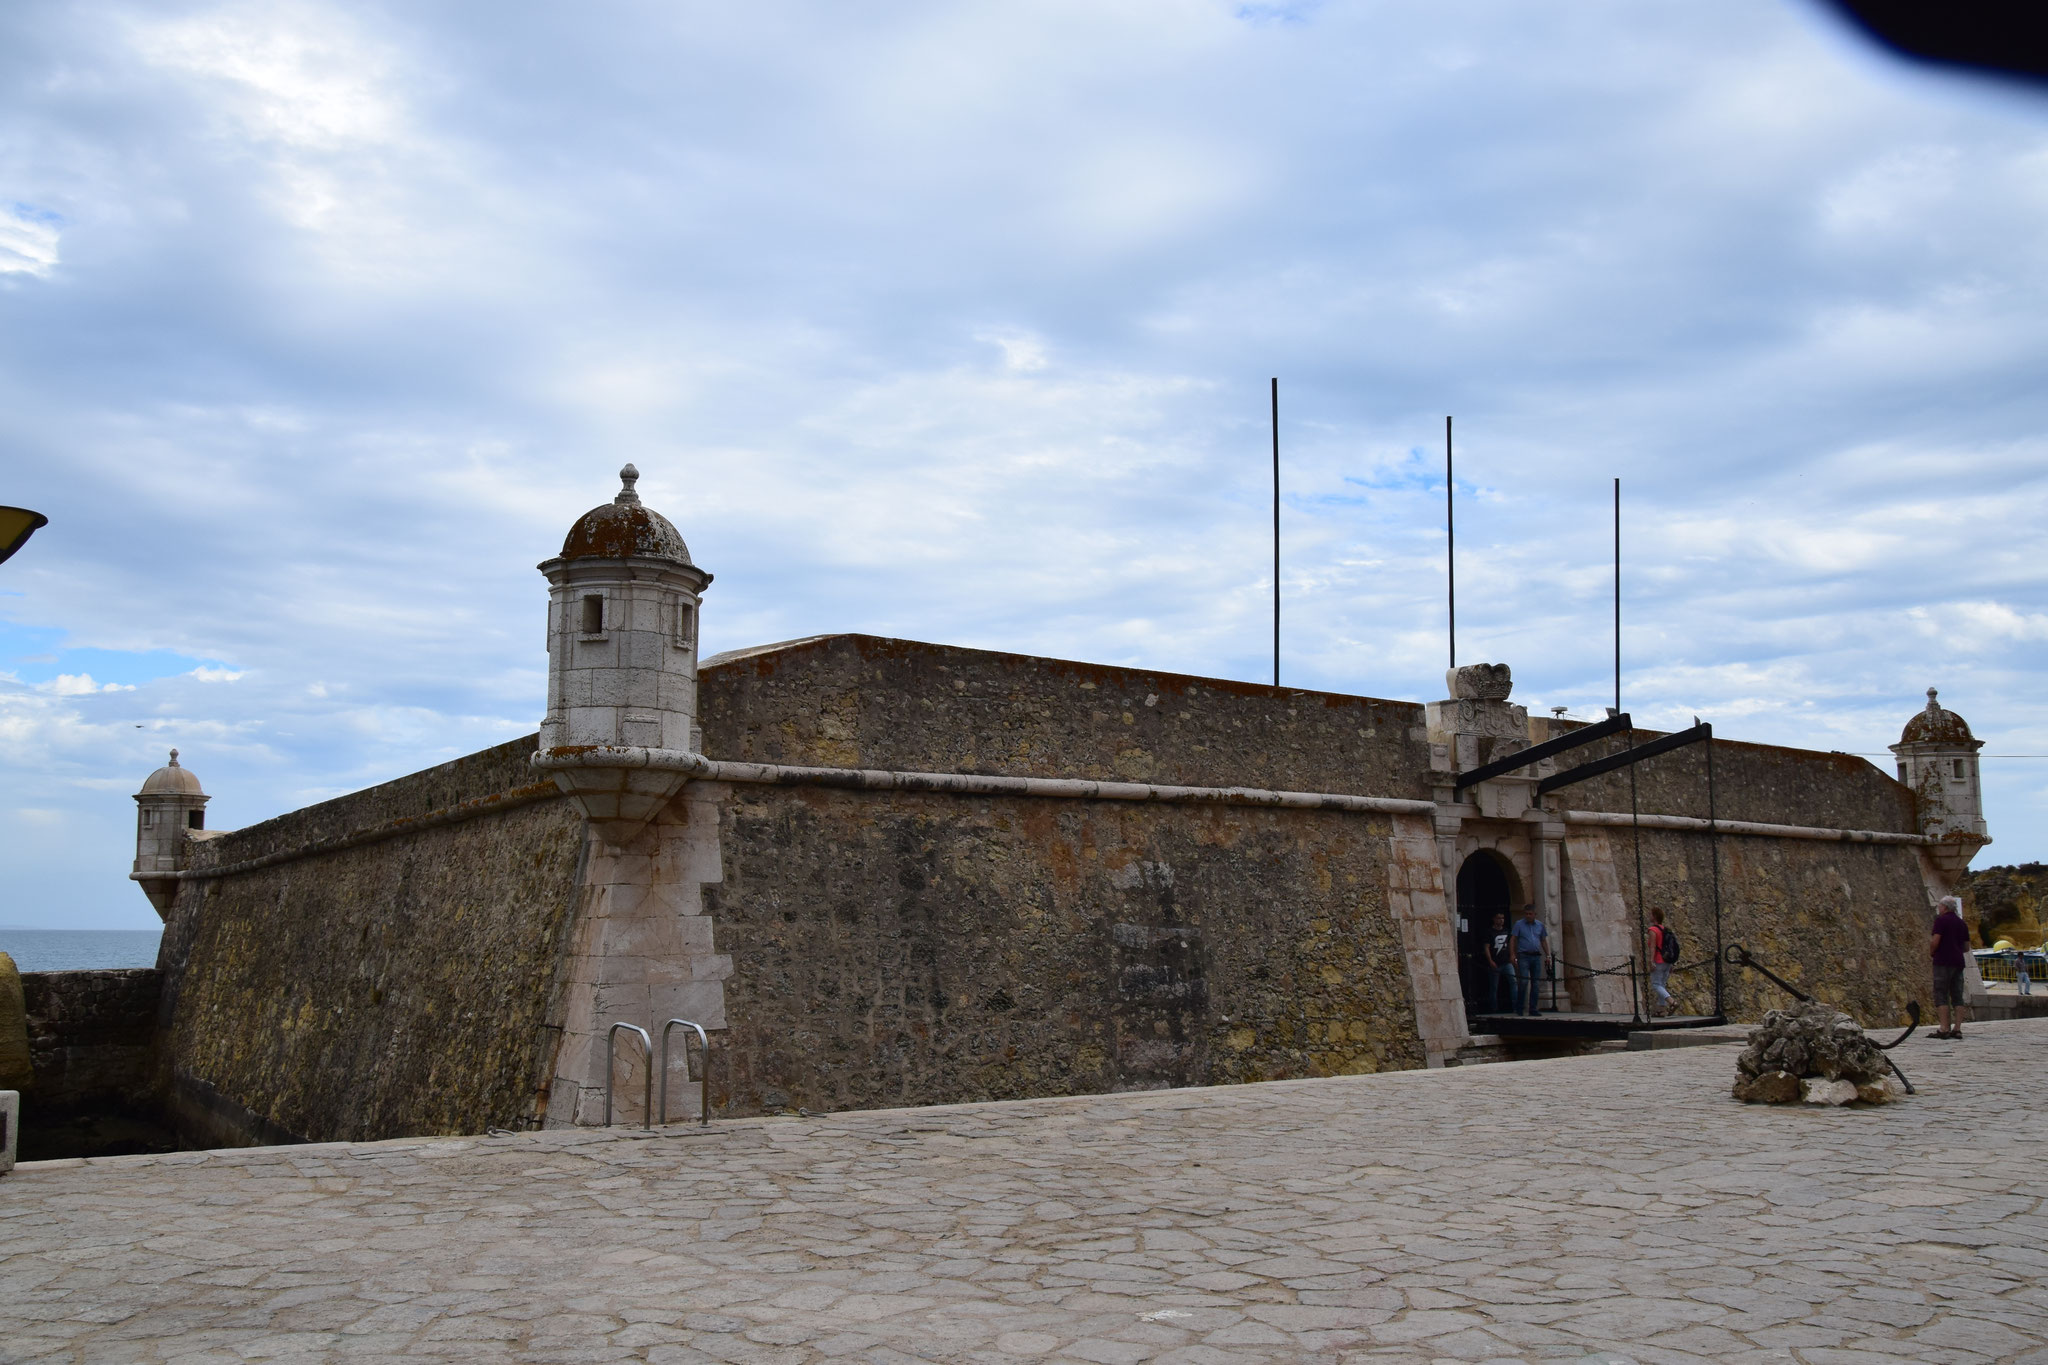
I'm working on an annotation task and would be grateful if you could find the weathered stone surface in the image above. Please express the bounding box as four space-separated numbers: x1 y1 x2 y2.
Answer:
1732 1068 1800 1103
3 1021 2041 1362
1595 822 1930 1027
1802 1076 1858 1105
705 787 1425 1116
1738 1000 1889 1086
19 969 158 1110
1445 661 1512 700
1960 861 2046 949
159 736 585 1144
697 634 1432 797
0 952 30 1092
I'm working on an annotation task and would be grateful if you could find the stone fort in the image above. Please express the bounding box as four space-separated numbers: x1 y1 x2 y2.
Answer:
115 468 1990 1146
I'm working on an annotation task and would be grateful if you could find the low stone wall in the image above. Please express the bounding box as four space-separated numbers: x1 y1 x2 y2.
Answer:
20 969 160 1113
703 785 1426 1117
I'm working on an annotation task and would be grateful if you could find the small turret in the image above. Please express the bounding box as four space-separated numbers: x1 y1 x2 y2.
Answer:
535 466 712 843
133 749 207 917
1890 687 1989 889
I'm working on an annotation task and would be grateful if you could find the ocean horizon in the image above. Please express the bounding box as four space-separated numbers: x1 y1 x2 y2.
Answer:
0 928 163 972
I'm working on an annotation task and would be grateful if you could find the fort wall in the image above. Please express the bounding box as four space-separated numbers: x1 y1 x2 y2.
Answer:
699 634 1433 795
156 736 586 1147
131 637 1955 1146
704 786 1426 1116
20 969 160 1115
1541 727 1931 1025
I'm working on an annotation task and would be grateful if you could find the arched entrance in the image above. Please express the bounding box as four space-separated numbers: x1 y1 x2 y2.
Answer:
1456 850 1520 1019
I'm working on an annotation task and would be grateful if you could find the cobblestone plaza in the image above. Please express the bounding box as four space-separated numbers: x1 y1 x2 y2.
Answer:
5 1022 2044 1364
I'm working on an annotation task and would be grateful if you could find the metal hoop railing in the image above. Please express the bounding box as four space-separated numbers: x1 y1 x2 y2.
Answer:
605 1021 654 1129
659 1018 711 1127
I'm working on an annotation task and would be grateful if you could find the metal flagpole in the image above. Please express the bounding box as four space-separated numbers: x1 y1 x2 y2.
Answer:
1620 477 1648 1023
1708 723 1725 1019
1447 416 1455 671
1271 378 1280 689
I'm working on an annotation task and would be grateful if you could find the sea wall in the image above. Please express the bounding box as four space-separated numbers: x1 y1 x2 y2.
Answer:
20 969 160 1113
157 735 587 1147
702 784 1426 1116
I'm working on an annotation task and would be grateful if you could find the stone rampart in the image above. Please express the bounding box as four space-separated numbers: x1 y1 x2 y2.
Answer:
1539 724 1932 1026
1546 723 1915 832
140 638 1951 1142
157 736 586 1146
1582 827 1930 1025
700 635 1432 795
703 785 1425 1116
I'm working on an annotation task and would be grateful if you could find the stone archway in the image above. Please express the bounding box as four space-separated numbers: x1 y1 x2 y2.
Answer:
1455 849 1522 1019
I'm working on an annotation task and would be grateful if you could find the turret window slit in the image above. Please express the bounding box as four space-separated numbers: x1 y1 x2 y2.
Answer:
580 594 604 636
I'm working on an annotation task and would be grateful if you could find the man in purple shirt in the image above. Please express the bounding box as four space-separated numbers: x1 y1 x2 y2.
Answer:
1931 896 1971 1039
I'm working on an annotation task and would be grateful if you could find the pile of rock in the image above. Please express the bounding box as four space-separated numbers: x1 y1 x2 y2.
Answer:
1733 1000 1905 1106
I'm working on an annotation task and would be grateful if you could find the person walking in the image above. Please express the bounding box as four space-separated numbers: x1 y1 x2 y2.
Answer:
1647 908 1676 1017
1931 895 1971 1039
1483 912 1514 1012
1511 904 1551 1017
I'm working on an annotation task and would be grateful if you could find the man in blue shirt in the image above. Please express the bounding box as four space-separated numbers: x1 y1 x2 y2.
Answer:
1511 904 1552 1017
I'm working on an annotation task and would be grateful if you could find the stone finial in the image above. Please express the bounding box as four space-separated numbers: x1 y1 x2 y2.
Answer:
168 748 180 766
1926 687 1940 713
615 464 641 506
1446 662 1512 701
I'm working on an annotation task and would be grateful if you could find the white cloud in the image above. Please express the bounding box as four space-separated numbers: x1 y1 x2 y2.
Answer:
0 207 60 277
4 0 2048 927
129 3 402 150
40 674 135 696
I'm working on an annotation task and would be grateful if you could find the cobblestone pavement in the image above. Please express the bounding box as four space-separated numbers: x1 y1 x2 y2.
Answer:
5 1022 2046 1365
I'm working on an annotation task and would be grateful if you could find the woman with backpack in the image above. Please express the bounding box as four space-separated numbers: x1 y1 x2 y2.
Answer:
1647 907 1680 1017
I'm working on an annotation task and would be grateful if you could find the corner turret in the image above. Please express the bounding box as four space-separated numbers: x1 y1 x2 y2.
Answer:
1890 687 1989 889
535 466 712 843
133 749 207 917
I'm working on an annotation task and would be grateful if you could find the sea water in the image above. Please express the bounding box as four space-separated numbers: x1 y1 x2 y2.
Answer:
0 929 163 972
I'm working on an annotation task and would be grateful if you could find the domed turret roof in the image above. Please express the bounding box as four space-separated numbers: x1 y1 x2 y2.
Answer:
558 465 693 563
1900 688 1975 745
140 749 204 796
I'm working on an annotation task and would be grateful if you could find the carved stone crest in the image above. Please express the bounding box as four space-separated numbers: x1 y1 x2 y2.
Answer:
1446 662 1512 701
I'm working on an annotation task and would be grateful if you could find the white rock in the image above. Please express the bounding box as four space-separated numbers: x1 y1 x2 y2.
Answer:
1801 1078 1858 1106
1882 1074 1906 1098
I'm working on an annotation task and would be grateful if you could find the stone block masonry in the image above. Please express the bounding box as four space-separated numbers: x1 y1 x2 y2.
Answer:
19 969 160 1114
705 785 1426 1116
697 634 1433 797
156 736 588 1146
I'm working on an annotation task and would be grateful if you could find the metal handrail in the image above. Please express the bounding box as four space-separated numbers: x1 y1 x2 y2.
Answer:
605 1022 654 1129
659 1018 711 1127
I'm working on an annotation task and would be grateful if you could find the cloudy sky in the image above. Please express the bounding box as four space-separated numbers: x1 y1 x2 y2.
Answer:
4 1 2046 929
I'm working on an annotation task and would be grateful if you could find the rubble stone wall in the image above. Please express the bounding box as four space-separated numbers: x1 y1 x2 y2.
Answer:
702 784 1426 1116
157 735 586 1146
699 634 1433 797
19 969 161 1113
1595 826 1930 1027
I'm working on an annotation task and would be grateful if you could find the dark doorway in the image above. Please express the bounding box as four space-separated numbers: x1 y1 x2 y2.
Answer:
1456 851 1517 1019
